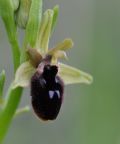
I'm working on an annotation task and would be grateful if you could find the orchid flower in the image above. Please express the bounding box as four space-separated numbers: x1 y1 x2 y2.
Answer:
12 7 93 89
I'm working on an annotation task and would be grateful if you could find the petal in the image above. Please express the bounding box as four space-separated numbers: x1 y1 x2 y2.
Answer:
51 51 68 64
26 47 42 68
47 39 73 63
48 39 73 54
12 61 35 89
54 50 68 60
58 63 93 85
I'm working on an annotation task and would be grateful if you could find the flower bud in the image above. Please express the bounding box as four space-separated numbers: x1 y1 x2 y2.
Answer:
15 0 32 28
12 0 20 11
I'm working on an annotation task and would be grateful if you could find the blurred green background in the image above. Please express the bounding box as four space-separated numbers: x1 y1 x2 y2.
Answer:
0 0 120 144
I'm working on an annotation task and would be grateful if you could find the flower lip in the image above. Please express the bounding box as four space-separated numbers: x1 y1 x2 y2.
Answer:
30 63 64 121
43 64 58 78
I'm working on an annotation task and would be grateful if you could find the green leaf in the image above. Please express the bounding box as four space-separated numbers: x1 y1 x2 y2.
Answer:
0 70 6 98
12 61 35 89
58 63 93 85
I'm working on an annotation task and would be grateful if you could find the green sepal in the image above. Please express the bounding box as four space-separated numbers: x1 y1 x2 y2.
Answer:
58 63 93 85
12 61 35 89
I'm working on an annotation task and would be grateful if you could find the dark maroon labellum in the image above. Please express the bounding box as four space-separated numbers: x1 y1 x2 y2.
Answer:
31 64 64 120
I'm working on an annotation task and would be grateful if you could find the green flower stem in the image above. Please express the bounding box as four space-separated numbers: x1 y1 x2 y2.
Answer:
0 0 20 72
0 0 43 142
8 39 20 71
0 0 23 138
